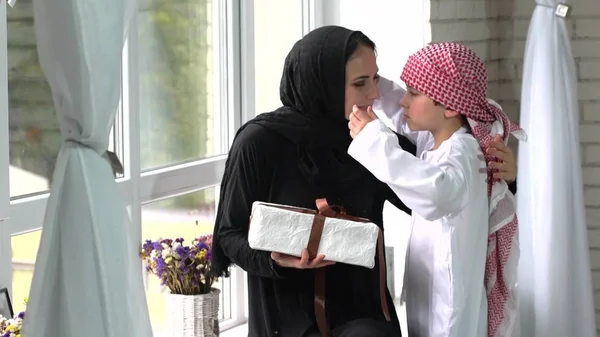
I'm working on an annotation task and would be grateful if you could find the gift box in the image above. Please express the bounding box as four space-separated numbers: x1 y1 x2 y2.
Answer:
248 199 380 268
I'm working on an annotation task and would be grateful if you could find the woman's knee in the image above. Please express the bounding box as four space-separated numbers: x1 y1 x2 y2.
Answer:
332 318 400 337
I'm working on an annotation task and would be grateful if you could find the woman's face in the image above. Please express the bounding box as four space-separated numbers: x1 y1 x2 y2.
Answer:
344 45 380 119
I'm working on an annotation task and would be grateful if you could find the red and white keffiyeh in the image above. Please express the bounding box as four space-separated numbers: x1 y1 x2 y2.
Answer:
400 42 527 337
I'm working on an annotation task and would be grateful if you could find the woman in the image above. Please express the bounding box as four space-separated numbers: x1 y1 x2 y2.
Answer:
211 26 517 337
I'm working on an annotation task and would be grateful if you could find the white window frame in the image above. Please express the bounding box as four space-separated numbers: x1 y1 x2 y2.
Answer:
122 0 247 331
0 0 248 331
0 0 320 332
0 0 10 295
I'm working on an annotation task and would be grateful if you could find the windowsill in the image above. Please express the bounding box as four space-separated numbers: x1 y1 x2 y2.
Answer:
221 323 248 336
153 322 248 337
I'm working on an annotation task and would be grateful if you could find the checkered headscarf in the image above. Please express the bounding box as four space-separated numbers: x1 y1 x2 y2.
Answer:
401 42 526 337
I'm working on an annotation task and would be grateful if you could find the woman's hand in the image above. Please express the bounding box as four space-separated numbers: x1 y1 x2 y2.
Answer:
271 249 335 269
488 134 517 183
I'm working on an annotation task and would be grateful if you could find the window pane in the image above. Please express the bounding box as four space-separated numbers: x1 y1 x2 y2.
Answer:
7 6 121 198
142 186 231 333
138 0 226 170
254 0 303 115
11 229 41 314
7 6 56 198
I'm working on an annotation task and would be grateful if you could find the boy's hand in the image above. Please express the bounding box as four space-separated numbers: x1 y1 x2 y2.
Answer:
348 105 378 139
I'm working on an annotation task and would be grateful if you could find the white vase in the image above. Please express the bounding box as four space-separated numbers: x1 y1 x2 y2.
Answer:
165 288 221 337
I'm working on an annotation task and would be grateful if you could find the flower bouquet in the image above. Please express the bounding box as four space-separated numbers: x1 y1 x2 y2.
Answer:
140 235 220 337
0 298 26 337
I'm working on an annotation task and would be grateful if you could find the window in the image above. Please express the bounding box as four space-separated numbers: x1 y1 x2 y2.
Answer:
253 0 304 115
10 229 39 314
7 0 120 199
0 0 314 333
138 0 228 170
7 0 56 198
131 0 242 332
3 0 121 310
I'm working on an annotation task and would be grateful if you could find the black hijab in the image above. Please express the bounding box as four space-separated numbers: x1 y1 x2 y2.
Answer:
253 25 374 188
211 26 374 277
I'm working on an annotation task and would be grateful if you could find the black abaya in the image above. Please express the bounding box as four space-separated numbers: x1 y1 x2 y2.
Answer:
213 122 405 337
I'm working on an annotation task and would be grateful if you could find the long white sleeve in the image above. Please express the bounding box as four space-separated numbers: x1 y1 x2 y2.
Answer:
348 120 483 221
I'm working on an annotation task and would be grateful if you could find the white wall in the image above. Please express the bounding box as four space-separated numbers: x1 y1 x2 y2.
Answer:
253 0 304 115
320 0 430 83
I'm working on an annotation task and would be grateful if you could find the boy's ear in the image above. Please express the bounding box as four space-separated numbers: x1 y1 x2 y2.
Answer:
444 109 461 119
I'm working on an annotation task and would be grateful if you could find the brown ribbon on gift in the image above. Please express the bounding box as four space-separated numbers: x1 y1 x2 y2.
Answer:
311 198 390 337
307 212 326 260
248 199 391 336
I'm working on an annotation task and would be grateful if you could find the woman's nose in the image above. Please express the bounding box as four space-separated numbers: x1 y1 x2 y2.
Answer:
367 84 380 101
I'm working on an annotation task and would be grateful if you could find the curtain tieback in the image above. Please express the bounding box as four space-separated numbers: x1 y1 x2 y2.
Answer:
64 139 123 177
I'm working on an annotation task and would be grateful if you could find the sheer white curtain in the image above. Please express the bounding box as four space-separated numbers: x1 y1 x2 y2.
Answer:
517 1 596 336
22 1 152 336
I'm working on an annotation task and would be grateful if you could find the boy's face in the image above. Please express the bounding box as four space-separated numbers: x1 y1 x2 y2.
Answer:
399 86 456 132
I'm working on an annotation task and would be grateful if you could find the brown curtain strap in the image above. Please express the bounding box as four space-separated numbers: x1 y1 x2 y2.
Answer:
314 268 329 337
377 230 391 321
313 199 391 337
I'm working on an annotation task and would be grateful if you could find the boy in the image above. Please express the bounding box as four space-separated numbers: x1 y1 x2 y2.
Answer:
347 43 526 337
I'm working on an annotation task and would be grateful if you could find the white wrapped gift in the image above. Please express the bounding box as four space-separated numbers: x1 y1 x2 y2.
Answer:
248 200 381 268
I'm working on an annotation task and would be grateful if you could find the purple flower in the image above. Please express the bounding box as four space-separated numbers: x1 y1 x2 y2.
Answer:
140 234 217 295
175 246 190 260
155 257 167 275
197 242 208 251
142 239 153 250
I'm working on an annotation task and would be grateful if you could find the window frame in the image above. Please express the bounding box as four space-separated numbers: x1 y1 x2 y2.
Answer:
0 0 15 294
0 0 246 331
0 0 321 332
119 0 247 330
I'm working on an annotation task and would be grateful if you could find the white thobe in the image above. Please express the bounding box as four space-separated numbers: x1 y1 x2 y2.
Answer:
347 77 489 337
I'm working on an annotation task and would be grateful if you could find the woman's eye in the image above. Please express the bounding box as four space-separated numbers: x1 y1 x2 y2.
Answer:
353 82 365 87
